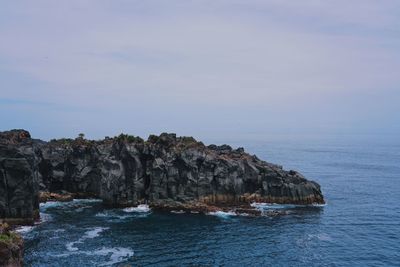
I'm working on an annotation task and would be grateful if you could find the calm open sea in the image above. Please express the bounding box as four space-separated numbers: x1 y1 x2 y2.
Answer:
19 134 400 266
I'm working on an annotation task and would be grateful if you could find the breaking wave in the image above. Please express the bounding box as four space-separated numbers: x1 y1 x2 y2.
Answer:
15 225 35 234
122 204 151 213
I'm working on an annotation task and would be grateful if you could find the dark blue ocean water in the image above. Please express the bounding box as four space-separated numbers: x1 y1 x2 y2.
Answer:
19 134 400 266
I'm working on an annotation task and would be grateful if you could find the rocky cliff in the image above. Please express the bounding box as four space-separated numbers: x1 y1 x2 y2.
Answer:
0 130 40 224
0 223 23 267
0 129 324 222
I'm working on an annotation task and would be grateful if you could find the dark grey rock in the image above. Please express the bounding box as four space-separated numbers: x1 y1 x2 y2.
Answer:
0 130 40 224
0 129 324 222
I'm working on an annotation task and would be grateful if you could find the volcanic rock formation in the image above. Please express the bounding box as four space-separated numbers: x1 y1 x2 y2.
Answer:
0 129 324 223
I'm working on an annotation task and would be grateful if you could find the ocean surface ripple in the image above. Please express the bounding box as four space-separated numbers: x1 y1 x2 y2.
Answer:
22 135 400 266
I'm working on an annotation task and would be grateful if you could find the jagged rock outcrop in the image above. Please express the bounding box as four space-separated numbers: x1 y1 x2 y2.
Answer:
0 130 40 224
0 129 324 222
0 223 23 267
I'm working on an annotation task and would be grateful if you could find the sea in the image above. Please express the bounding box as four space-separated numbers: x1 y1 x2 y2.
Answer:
18 134 400 266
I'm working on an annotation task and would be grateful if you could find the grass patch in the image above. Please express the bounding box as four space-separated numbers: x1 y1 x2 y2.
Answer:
0 232 20 244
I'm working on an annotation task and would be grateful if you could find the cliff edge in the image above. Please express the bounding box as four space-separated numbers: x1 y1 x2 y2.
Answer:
0 129 324 222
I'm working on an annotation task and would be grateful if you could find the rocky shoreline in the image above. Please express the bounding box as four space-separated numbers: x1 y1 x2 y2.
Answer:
37 191 282 217
0 129 325 266
0 223 23 267
1 129 324 225
38 192 301 218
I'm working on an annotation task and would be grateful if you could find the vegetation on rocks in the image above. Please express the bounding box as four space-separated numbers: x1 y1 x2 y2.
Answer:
0 223 23 267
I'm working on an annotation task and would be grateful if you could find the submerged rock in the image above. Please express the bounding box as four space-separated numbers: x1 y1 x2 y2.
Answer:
0 129 324 222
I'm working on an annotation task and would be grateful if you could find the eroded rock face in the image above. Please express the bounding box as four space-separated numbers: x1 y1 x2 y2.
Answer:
0 130 324 222
0 130 40 224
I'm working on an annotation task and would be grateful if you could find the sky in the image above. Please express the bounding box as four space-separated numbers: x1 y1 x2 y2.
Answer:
1 0 399 141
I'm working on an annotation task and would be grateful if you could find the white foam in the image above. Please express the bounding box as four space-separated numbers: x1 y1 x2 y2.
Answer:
38 212 53 223
54 246 134 266
122 204 150 213
251 202 327 210
84 227 109 239
66 241 80 252
92 247 134 266
65 227 109 251
96 208 151 222
95 211 110 218
43 228 66 237
207 211 237 218
40 199 101 212
170 210 185 214
58 246 134 266
250 202 297 210
95 211 131 220
311 203 327 207
15 225 35 234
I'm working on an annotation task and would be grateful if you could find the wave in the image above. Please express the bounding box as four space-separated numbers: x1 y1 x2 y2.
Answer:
72 198 102 203
122 204 151 213
311 203 327 207
93 247 134 266
56 246 134 266
95 211 112 218
66 227 109 252
15 225 35 234
40 199 102 212
39 212 53 223
66 241 80 252
84 227 109 239
95 210 149 222
95 211 131 220
39 201 66 210
250 202 297 209
251 202 327 210
15 212 54 237
170 210 186 214
207 211 237 218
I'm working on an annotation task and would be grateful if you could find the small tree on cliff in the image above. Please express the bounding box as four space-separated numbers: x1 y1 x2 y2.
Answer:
77 133 85 140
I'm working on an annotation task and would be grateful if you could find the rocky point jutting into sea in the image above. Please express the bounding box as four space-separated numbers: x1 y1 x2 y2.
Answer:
0 129 324 222
0 129 324 266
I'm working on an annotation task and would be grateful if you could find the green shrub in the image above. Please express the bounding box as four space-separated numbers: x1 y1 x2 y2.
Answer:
0 232 19 244
117 133 143 143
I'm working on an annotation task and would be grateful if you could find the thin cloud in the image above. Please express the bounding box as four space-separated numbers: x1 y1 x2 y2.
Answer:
0 1 399 139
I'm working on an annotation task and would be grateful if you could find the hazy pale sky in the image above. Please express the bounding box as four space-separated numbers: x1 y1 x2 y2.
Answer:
1 0 399 140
